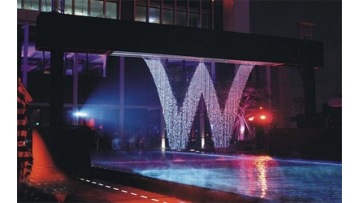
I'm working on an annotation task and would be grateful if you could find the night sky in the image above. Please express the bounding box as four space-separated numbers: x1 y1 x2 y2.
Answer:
250 0 342 111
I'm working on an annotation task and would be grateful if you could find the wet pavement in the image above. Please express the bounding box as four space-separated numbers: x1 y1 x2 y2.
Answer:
17 129 189 203
18 176 189 203
91 151 342 202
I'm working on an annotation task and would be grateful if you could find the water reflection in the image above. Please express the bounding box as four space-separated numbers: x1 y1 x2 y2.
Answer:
235 155 273 199
254 157 270 198
91 151 341 202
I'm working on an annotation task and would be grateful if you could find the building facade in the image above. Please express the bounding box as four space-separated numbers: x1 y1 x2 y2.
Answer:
17 0 318 150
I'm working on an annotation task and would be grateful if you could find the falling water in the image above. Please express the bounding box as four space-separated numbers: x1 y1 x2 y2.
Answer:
144 58 253 149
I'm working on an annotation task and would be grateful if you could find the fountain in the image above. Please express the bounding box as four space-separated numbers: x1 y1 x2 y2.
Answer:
144 58 253 149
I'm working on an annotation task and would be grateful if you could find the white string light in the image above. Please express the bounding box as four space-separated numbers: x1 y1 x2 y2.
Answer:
144 58 253 150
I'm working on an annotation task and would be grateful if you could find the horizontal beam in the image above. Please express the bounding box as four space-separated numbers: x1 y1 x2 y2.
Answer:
36 12 323 67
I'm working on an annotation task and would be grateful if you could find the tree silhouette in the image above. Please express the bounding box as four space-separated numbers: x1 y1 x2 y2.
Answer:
233 87 265 141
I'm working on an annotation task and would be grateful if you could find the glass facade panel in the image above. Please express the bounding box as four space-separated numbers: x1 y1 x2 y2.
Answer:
64 0 73 15
106 1 117 19
202 14 210 29
24 0 39 10
149 7 160 24
40 0 52 11
189 13 199 28
163 9 173 25
135 6 146 22
18 0 22 9
75 0 88 16
91 0 104 17
176 10 186 26
19 0 209 29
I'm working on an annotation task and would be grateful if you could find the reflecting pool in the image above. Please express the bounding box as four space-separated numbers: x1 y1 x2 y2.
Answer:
91 151 341 202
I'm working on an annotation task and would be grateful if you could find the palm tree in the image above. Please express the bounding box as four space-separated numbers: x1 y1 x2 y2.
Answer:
233 87 264 141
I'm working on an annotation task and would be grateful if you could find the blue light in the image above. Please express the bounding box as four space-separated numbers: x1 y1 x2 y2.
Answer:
74 111 88 117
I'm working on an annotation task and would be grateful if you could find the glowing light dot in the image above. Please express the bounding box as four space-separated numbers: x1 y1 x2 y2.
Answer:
74 111 87 117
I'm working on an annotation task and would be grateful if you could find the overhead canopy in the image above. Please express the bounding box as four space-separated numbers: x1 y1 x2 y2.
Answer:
36 12 323 67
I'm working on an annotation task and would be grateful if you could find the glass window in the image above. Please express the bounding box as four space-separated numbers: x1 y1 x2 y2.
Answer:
189 13 199 28
40 0 52 11
135 6 146 22
176 10 186 26
106 1 117 19
24 0 40 10
149 7 160 24
64 0 73 15
17 0 22 9
75 0 88 16
163 9 173 25
90 0 103 18
202 14 210 29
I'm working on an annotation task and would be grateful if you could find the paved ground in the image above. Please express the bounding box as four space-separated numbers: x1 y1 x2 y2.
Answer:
17 151 188 203
18 176 189 203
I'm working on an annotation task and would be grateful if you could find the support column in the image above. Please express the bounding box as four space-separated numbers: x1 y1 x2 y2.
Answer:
72 53 79 126
50 50 65 127
266 66 272 108
119 57 125 139
278 68 290 128
121 0 135 20
298 21 316 127
103 0 106 18
22 22 29 87
173 0 177 25
146 0 149 23
211 62 216 82
102 54 107 77
303 67 316 126
160 0 163 24
223 0 249 33
161 111 166 150
117 0 121 20
211 0 214 29
200 101 205 149
17 26 23 77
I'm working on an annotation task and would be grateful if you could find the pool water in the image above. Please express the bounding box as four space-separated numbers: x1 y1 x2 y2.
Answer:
91 151 341 202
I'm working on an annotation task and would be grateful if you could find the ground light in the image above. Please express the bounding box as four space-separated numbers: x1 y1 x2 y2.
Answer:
73 111 91 127
73 111 88 118
247 107 273 125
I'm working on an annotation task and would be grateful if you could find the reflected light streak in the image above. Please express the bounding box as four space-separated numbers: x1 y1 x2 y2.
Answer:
253 156 272 198
256 160 268 198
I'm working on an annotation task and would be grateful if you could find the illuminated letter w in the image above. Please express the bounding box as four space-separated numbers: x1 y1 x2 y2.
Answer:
144 59 253 150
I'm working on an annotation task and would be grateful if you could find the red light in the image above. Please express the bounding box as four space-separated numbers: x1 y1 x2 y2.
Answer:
259 115 266 120
248 116 255 121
